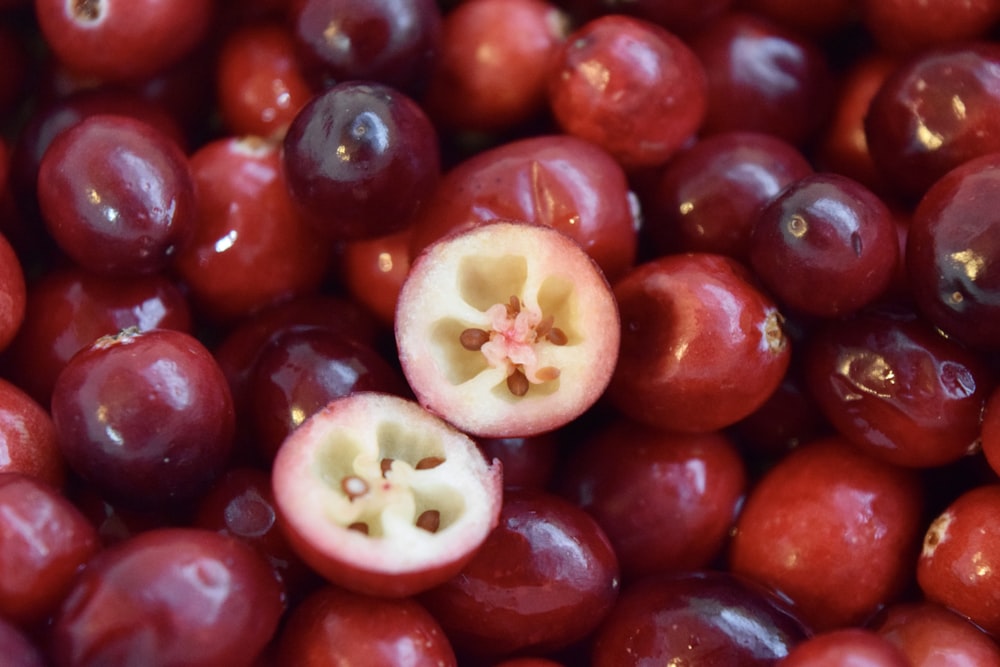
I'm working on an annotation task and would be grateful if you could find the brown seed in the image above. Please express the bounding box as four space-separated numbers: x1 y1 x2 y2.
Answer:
348 522 369 534
507 368 530 396
415 456 445 470
506 295 521 316
416 509 441 533
341 475 369 500
460 328 490 351
535 314 554 338
546 327 568 345
380 458 394 477
535 366 561 382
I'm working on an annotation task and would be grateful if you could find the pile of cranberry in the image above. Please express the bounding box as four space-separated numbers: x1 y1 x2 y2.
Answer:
4 0 1000 664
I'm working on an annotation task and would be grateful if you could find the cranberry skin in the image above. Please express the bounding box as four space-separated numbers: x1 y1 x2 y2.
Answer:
173 136 331 323
918 484 1000 636
643 131 813 261
688 12 833 147
423 0 568 132
874 601 1000 666
215 23 313 139
282 81 440 241
276 586 456 666
548 14 707 169
865 44 1000 202
37 114 197 276
477 432 559 491
737 0 855 35
0 230 24 352
0 473 100 626
289 0 442 95
0 617 46 667
0 378 64 488
749 173 899 318
559 0 731 35
49 528 285 667
342 228 412 327
247 327 409 462
779 629 910 666
805 311 993 468
860 0 1000 55
560 418 746 580
34 0 213 83
0 266 192 406
409 134 637 283
591 571 808 666
729 436 924 631
981 386 1000 478
607 253 790 433
50 328 235 508
906 153 1000 350
419 489 620 658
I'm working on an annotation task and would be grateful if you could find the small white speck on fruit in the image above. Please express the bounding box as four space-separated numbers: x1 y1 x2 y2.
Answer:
923 510 953 558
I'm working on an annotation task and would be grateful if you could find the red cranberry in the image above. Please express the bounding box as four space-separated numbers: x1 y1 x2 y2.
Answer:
0 616 46 667
547 14 707 168
859 0 1000 55
341 228 412 327
36 114 197 276
0 377 64 488
737 0 855 35
729 436 924 631
873 601 1000 666
49 528 285 667
477 431 560 491
558 0 732 35
50 328 235 508
0 229 24 352
779 628 910 666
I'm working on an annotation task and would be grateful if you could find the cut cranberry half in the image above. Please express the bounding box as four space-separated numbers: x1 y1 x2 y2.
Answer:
395 220 619 438
271 392 503 597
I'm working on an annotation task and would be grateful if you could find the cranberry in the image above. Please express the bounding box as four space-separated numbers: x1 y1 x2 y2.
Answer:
859 0 1000 55
558 0 732 34
547 14 707 168
778 628 910 666
873 601 1000 666
0 229 25 352
341 228 412 327
50 328 235 508
729 436 924 631
420 489 620 659
477 431 560 491
49 528 285 667
0 377 64 488
0 617 46 667
737 0 855 35
591 570 809 665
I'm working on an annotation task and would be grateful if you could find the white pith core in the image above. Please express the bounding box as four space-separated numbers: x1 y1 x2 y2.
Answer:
429 253 578 400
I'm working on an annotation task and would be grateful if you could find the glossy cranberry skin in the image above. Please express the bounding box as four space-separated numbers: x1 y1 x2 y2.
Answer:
342 228 412 327
0 378 64 488
591 570 809 666
282 81 440 241
50 328 235 508
729 436 924 631
607 253 790 433
643 131 813 261
408 134 637 282
478 432 559 491
805 311 994 468
49 528 285 667
560 418 746 580
0 617 46 667
0 266 192 406
247 327 409 462
688 12 833 147
0 473 100 626
906 152 1000 349
37 114 197 276
874 601 1000 666
34 0 213 83
982 386 1000 478
779 629 910 666
419 489 620 659
548 14 707 169
173 136 330 323
276 586 456 666
860 0 1000 55
865 43 1000 201
289 0 442 94
748 173 899 318
0 230 24 352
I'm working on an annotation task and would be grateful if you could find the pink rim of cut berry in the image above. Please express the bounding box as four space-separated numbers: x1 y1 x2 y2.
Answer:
271 391 503 597
395 220 620 438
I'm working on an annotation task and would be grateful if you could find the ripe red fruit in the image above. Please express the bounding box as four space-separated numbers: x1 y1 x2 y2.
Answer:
396 221 620 438
271 392 503 597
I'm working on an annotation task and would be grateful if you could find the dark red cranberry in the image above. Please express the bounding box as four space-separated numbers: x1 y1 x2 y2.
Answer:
729 436 924 631
288 0 443 95
50 328 235 508
906 152 1000 350
49 528 285 667
547 14 707 169
748 172 899 318
607 253 790 433
687 12 834 147
0 229 24 352
591 570 809 666
341 228 412 327
276 586 457 666
0 617 46 667
865 43 1000 201
859 0 1000 55
173 136 331 323
557 0 732 35
642 131 813 261
0 378 64 488
0 24 30 122
559 418 746 580
419 489 620 659
981 385 1000 478
873 601 1000 666
282 81 441 241
779 628 910 666
36 114 197 276
736 0 855 35
0 473 100 626
477 432 560 491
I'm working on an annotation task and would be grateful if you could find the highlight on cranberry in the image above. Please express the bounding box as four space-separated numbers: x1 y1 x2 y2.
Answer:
395 220 620 438
271 392 503 597
6 1 1000 663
